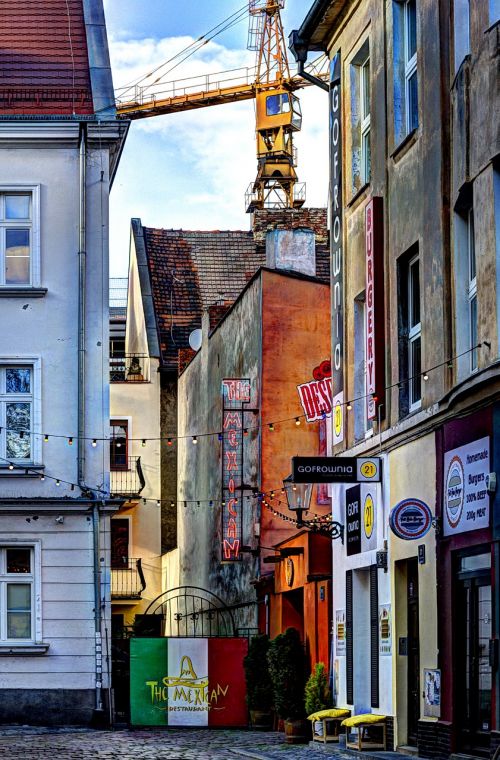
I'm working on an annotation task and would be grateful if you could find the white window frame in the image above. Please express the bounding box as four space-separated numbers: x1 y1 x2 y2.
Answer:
360 55 371 186
467 208 478 372
0 357 41 467
408 254 422 411
0 541 42 644
404 0 418 135
0 185 40 289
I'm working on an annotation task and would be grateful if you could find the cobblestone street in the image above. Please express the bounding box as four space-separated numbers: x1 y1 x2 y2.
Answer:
0 727 358 760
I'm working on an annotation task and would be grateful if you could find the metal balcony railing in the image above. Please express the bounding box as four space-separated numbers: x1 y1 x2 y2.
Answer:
110 457 145 497
111 557 147 600
110 354 150 382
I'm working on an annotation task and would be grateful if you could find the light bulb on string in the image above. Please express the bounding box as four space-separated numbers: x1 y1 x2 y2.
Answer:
346 401 352 411
268 423 274 431
295 417 301 426
44 434 49 442
192 436 198 445
56 479 60 486
91 439 97 447
423 371 429 381
167 438 173 446
68 437 73 445
142 439 146 447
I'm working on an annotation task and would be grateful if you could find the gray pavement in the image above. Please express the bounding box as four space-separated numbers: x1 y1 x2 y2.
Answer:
0 727 340 760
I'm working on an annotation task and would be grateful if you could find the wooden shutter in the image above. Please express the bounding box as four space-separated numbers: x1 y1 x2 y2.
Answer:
346 570 353 704
370 564 380 707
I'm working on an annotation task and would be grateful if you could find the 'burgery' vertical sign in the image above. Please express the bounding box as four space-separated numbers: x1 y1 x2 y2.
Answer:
330 52 343 446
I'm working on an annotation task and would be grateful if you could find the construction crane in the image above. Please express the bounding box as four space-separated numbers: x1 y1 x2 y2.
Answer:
115 1 327 212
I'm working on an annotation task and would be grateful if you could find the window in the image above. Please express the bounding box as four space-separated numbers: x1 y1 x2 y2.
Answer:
454 194 478 379
398 248 421 416
490 0 500 24
110 420 128 471
393 0 418 144
0 547 34 641
407 254 422 409
266 93 290 116
454 0 470 73
467 208 477 371
0 366 33 462
0 187 40 288
350 41 371 194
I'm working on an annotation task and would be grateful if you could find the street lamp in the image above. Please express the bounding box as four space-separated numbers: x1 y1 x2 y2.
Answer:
282 474 313 527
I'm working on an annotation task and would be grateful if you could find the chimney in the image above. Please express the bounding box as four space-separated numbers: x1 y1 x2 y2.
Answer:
253 208 327 277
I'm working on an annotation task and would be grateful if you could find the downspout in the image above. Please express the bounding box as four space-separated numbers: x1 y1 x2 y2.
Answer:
78 124 104 720
297 59 329 92
289 31 329 92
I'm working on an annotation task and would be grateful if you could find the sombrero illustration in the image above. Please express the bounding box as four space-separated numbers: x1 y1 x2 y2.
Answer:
163 655 208 691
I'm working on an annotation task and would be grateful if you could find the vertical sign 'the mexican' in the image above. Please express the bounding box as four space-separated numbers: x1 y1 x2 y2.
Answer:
221 379 250 561
365 197 385 420
330 52 344 446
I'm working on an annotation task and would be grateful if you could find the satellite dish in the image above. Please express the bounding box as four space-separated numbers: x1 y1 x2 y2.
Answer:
188 329 202 352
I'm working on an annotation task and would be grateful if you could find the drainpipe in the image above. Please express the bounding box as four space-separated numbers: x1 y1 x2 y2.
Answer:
77 124 104 722
289 31 329 92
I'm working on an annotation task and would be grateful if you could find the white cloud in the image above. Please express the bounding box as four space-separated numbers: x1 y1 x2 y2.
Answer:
108 32 329 276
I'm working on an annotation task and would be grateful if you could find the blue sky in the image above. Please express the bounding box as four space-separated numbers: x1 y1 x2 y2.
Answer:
104 1 328 276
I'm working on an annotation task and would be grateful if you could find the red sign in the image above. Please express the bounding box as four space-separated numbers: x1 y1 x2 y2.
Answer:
365 198 385 420
221 379 250 561
297 360 332 423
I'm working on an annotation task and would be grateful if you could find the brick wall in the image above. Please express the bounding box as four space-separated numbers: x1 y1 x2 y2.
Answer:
252 207 328 244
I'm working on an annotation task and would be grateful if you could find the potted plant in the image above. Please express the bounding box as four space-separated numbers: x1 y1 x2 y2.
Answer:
267 627 308 744
243 634 274 730
305 662 331 738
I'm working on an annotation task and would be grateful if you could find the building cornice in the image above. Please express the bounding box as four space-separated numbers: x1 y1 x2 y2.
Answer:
0 498 122 515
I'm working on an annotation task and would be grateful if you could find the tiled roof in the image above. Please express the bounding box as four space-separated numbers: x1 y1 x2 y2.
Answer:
142 214 330 372
0 0 93 115
144 228 262 370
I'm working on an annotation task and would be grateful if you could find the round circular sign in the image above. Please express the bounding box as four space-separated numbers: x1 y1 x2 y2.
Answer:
389 498 433 540
364 493 374 539
285 558 294 587
445 454 464 530
334 402 342 437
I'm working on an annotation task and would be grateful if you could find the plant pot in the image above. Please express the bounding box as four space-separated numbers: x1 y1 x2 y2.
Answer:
249 709 273 731
284 718 309 744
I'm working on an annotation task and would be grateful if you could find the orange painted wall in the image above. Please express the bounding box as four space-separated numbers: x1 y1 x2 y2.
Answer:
260 270 331 559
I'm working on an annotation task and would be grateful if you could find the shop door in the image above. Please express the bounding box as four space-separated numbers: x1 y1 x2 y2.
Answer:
456 553 492 755
407 559 420 747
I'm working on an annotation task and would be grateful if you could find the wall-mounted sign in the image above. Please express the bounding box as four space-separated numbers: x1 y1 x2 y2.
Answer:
330 51 344 446
443 436 490 536
130 637 248 726
424 669 441 718
221 378 251 561
285 558 294 587
379 604 392 656
297 360 332 423
292 456 381 484
365 197 385 420
335 609 346 657
364 492 375 540
389 498 433 540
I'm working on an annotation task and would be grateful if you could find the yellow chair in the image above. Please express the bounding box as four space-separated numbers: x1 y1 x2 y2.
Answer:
341 713 387 751
308 708 351 744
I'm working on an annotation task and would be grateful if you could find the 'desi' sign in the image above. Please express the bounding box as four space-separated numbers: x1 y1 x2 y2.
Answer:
297 360 332 423
443 437 490 536
221 379 251 561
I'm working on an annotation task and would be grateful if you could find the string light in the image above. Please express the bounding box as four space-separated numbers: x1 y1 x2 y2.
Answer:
44 434 49 442
167 438 173 446
142 439 146 447
192 436 198 444
346 401 352 411
55 479 60 486
92 439 97 447
68 437 73 445
423 371 429 381
8 463 14 471
268 423 274 431
295 417 301 426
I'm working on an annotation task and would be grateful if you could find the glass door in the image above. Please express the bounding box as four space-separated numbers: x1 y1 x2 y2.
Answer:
456 552 492 755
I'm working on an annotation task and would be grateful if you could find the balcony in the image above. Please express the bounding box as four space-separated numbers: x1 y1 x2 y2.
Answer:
110 457 145 498
111 557 146 601
110 354 150 383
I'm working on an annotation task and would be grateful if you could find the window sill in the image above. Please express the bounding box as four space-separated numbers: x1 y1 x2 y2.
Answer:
347 181 370 210
0 464 44 477
391 127 418 163
0 287 47 298
0 642 49 655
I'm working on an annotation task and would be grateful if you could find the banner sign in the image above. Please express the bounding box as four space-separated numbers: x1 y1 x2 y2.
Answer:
130 637 248 727
297 360 332 422
335 609 346 656
221 379 250 561
292 456 381 484
365 197 385 420
330 51 344 446
443 436 490 536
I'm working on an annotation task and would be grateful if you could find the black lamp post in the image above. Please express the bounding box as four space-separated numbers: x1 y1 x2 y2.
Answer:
282 474 313 527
